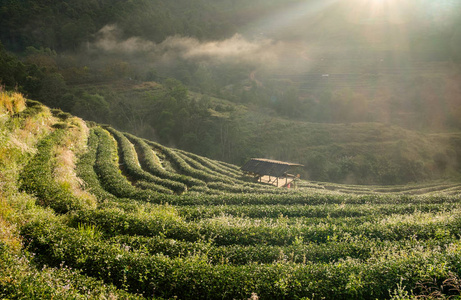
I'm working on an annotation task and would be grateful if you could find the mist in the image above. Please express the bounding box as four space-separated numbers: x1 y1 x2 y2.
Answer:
88 0 461 81
91 24 315 73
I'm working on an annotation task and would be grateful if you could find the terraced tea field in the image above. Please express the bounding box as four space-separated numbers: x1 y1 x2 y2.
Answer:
2 93 461 299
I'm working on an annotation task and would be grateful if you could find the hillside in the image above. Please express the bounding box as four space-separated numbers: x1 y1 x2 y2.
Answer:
2 1 461 297
2 92 461 299
1 0 461 186
29 78 459 186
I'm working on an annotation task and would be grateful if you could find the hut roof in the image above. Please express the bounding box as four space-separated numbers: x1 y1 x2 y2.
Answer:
241 158 303 177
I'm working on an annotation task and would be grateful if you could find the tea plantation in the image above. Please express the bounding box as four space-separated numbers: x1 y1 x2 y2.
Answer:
1 92 461 299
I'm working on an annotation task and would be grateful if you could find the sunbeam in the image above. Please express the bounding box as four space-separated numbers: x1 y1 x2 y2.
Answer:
240 0 340 40
344 0 411 25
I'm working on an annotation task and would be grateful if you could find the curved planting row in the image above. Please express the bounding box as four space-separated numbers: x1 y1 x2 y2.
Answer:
75 128 119 202
69 206 461 246
187 185 224 195
308 180 461 196
205 181 289 194
83 189 458 208
108 233 375 265
174 151 236 183
124 133 206 188
218 159 244 173
20 129 95 213
176 202 461 221
145 140 240 185
175 150 285 191
23 213 461 300
180 192 459 207
433 184 461 196
400 183 461 195
110 234 452 267
175 149 245 179
173 151 275 191
92 127 168 203
105 127 184 194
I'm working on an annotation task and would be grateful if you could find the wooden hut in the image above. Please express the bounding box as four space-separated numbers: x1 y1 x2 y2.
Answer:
241 158 303 188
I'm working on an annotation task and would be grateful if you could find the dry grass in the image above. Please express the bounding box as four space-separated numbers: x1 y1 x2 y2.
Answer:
5 106 56 158
0 195 22 253
52 118 96 208
0 92 26 116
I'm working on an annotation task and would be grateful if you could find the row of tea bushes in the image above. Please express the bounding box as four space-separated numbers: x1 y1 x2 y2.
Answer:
92 127 171 203
175 150 244 178
22 216 461 299
125 133 206 188
174 151 238 184
105 127 182 194
0 233 143 299
75 129 120 202
175 149 281 190
110 233 455 266
145 140 237 184
20 129 95 213
164 192 461 207
69 206 460 246
175 202 461 220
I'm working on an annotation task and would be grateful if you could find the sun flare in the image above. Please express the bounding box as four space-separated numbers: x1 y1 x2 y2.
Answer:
345 0 410 25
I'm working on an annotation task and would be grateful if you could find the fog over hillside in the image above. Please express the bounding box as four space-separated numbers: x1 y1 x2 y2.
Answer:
88 0 461 71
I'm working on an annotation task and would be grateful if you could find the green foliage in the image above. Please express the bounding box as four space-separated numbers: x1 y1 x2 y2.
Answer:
75 129 119 202
125 133 206 188
71 93 110 123
51 108 72 120
0 242 143 299
145 139 241 185
0 0 242 52
19 129 95 213
105 127 184 194
69 204 461 247
5 94 461 299
21 215 461 299
92 127 168 202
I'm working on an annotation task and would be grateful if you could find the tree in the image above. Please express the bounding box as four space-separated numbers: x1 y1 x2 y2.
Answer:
72 93 110 122
37 73 67 107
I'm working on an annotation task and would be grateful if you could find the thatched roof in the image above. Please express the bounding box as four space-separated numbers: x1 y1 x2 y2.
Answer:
241 158 303 177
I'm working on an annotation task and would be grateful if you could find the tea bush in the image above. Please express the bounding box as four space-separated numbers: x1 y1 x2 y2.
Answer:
106 127 184 194
125 133 206 188
20 129 95 213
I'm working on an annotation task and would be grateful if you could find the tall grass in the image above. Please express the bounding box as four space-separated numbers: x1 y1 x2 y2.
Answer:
0 197 21 253
53 117 97 206
0 94 145 299
0 91 26 116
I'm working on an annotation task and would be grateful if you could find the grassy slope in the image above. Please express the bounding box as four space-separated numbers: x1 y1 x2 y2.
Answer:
2 93 461 299
0 92 143 299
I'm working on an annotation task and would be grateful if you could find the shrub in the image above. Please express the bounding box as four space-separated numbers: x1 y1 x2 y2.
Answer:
92 127 167 203
20 129 96 213
0 91 26 115
125 133 206 188
105 127 183 194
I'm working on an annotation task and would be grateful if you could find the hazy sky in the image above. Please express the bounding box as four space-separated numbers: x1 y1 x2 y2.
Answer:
91 0 460 74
